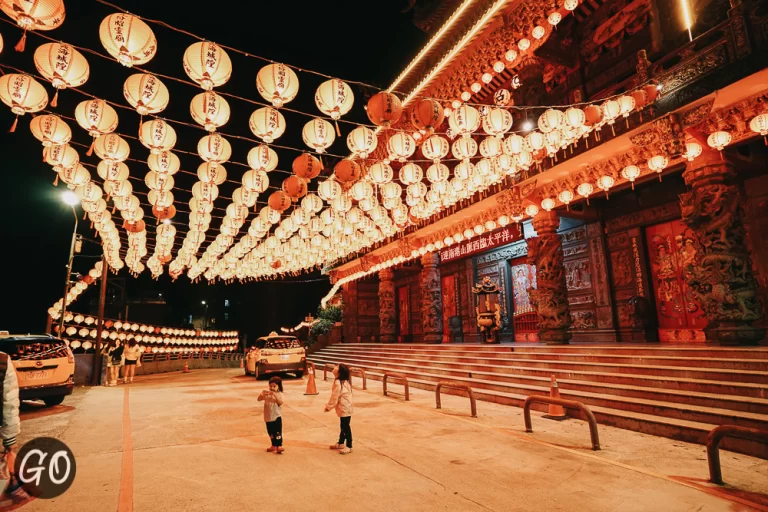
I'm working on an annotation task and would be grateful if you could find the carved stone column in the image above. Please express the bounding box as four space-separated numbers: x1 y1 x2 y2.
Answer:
527 211 572 344
680 152 764 345
378 268 396 343
420 252 443 343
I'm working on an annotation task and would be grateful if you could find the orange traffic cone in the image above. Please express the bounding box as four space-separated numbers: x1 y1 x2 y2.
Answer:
183 361 190 373
239 358 244 369
543 375 567 420
304 365 319 396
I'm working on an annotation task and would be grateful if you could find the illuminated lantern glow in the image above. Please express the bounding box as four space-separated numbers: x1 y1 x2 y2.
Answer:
367 91 402 128
350 181 373 202
483 107 513 138
198 133 232 167
643 82 661 103
334 159 361 183
315 78 354 120
93 133 129 162
282 176 308 200
618 95 636 119
504 133 525 155
192 181 219 203
564 0 579 9
558 189 574 209
399 163 423 185
518 38 531 52
197 162 227 185
621 165 641 189
346 126 377 158
249 106 285 143
407 182 427 199
76 182 103 203
749 113 768 137
525 204 539 218
59 163 90 189
493 61 505 73
99 13 157 67
409 98 444 134
148 189 173 210
684 141 703 161
454 160 474 180
451 137 478 161
191 91 230 132
584 104 603 127
381 182 402 201
44 143 79 172
256 63 299 108
145 171 174 192
123 73 169 115
183 41 232 90
420 135 448 164
479 136 502 157
577 182 594 204
647 155 669 181
242 170 269 193
317 179 342 201
386 131 416 162
368 162 394 184
247 144 278 172
426 163 450 183
0 73 48 131
597 175 615 198
564 107 586 130
548 12 562 25
97 160 129 182
449 104 481 138
140 119 177 154
302 118 335 153
33 43 88 106
532 25 546 39
301 193 323 213
148 151 180 175
29 114 70 146
525 131 545 152
601 99 621 126
707 130 731 151
1 0 64 52
540 197 556 211
630 89 647 111
538 109 563 133
505 49 517 62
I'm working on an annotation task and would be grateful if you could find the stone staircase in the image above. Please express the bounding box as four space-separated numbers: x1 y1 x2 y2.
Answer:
308 343 768 458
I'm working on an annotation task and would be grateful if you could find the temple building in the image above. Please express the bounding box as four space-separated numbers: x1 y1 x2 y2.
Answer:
330 0 768 346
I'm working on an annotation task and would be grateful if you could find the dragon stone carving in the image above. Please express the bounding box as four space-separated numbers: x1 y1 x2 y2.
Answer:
679 168 764 344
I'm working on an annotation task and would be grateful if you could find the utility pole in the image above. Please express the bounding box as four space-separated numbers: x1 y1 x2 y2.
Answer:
92 252 108 386
58 205 79 338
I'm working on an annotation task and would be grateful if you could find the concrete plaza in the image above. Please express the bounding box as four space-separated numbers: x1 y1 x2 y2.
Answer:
14 368 768 512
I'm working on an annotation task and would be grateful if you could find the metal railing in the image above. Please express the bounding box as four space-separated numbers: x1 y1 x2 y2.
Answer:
323 363 335 381
523 396 601 451
706 425 768 485
139 352 242 362
383 372 409 401
435 380 477 417
350 367 367 390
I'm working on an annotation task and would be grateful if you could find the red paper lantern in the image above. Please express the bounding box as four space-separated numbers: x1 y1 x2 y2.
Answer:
292 153 322 180
334 159 361 183
268 190 291 212
367 91 402 127
584 104 603 126
409 98 444 134
282 176 308 200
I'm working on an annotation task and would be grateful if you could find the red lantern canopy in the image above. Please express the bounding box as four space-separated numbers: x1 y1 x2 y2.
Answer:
281 176 308 201
334 159 361 183
584 104 603 127
268 190 291 212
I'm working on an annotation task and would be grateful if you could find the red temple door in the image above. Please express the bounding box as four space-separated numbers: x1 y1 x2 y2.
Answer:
441 274 458 343
510 256 538 342
645 219 707 341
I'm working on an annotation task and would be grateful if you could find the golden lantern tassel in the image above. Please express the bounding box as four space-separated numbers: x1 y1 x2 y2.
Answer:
611 124 616 136
86 137 95 156
53 174 59 186
586 197 590 206
51 89 59 108
9 116 18 133
625 117 630 129
658 173 663 182
605 191 609 199
14 30 26 52
631 182 635 190
83 211 87 220
334 119 341 137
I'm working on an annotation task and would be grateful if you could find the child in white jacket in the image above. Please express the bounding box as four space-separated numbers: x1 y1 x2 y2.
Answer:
325 364 353 454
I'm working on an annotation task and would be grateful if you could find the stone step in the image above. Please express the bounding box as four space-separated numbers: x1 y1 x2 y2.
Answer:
346 343 768 359
320 347 768 384
308 355 768 459
309 351 768 414
310 355 768 430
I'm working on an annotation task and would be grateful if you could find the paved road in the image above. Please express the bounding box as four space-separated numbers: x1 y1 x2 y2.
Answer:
13 368 768 512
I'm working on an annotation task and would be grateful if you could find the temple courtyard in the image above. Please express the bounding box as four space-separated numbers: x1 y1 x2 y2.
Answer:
15 368 768 512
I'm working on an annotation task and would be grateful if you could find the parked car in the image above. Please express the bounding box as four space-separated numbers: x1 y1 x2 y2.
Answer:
0 334 75 406
244 332 306 379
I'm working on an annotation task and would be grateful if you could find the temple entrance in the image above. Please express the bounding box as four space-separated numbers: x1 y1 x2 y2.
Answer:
510 256 538 342
396 285 411 342
645 219 707 342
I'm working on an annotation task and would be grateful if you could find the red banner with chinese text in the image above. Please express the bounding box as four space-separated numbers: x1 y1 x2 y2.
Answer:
438 226 522 263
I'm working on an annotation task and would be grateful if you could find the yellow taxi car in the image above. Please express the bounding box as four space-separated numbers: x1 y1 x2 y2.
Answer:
244 332 306 379
1 334 75 406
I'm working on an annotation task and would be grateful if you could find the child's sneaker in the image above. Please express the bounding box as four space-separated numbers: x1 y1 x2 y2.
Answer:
339 447 352 455
266 446 277 452
329 443 344 450
275 447 284 454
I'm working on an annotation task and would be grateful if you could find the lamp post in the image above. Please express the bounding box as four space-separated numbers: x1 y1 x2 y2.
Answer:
58 191 80 338
201 300 209 329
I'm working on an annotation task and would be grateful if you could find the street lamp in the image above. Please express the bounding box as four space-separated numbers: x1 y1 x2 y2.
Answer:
201 301 209 329
58 191 80 338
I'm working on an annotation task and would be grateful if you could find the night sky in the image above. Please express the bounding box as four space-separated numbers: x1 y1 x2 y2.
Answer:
0 1 427 336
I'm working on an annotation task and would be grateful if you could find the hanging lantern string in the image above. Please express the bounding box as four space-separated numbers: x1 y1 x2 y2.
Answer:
0 16 662 136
